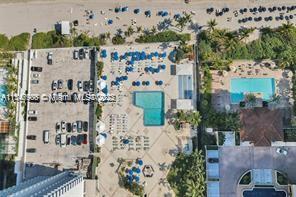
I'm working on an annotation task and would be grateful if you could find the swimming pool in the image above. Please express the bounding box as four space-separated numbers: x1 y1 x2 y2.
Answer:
243 188 286 197
0 85 7 106
133 91 164 126
230 78 275 104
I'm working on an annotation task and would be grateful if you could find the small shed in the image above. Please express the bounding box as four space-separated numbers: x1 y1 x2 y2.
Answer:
56 21 71 35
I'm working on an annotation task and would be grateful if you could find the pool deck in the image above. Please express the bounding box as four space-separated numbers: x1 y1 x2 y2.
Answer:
211 60 293 112
97 43 195 196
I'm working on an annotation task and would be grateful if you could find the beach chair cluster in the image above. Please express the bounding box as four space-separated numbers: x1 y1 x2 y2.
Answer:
108 114 128 134
111 136 150 151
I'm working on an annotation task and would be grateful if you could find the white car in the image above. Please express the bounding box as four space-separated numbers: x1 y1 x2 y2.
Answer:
84 49 89 59
60 133 66 148
56 122 61 134
52 80 58 91
72 122 77 132
89 80 94 92
276 147 288 156
61 121 66 132
77 81 83 92
28 110 38 115
32 73 40 78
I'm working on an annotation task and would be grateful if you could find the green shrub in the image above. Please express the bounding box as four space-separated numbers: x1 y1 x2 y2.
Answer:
135 30 190 43
112 35 125 45
239 171 251 185
7 33 30 51
0 34 9 49
73 33 102 47
32 31 72 49
96 61 104 77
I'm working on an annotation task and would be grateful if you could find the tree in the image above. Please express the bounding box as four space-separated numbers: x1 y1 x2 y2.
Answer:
278 22 294 35
207 19 218 32
176 17 187 31
151 26 157 34
136 26 142 33
238 28 255 40
124 26 135 37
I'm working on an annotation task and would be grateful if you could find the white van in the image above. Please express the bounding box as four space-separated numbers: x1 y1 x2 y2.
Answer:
43 130 49 144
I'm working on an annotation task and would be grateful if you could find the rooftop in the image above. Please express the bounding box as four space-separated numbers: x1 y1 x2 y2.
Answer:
240 108 284 146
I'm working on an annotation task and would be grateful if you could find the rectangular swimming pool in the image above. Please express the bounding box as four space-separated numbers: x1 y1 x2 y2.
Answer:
243 188 286 197
133 91 164 126
230 78 275 104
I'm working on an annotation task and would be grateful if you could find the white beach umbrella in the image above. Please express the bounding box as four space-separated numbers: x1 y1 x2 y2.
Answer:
97 80 107 90
96 133 107 146
96 121 106 132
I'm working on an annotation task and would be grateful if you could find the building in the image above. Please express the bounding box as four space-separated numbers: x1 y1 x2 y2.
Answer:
0 171 84 197
56 21 71 35
0 134 16 155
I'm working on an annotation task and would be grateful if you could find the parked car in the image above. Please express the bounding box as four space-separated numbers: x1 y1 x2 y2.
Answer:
71 135 77 145
47 52 53 65
57 92 63 102
71 92 78 103
28 116 37 121
276 147 288 156
31 79 39 84
82 134 87 144
77 134 83 145
78 48 84 59
29 97 40 103
56 122 61 134
62 92 68 103
55 134 61 145
89 80 94 92
32 73 40 78
83 81 89 91
26 135 36 140
31 67 42 72
66 135 71 145
43 130 49 144
77 121 83 133
83 121 88 132
83 93 88 105
58 79 63 89
26 148 36 153
72 122 77 132
67 79 73 90
52 80 58 91
77 81 83 92
28 110 38 115
84 49 89 59
73 50 79 59
61 121 66 132
66 123 72 132
60 134 66 147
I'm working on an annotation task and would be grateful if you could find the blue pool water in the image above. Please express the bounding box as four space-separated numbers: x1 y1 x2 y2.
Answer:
230 78 275 104
133 91 164 126
0 85 7 106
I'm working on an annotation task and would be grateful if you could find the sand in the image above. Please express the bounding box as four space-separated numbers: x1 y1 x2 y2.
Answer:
0 0 295 37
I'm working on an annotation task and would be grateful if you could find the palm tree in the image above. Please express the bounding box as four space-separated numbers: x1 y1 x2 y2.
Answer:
105 32 111 39
127 26 134 36
260 26 273 35
207 19 218 32
278 21 294 35
238 28 255 40
151 26 157 34
136 26 142 33
188 111 201 126
176 17 187 31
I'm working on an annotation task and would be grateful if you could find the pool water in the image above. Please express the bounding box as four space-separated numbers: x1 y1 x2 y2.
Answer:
133 91 164 126
0 85 7 106
243 188 286 197
230 78 275 104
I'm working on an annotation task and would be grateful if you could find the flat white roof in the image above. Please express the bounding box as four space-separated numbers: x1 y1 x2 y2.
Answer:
176 99 193 110
60 21 70 35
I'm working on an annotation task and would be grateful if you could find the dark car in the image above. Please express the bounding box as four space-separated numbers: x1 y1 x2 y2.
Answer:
66 135 71 145
31 67 42 72
73 20 79 26
66 123 72 132
28 116 37 121
79 48 84 59
55 134 61 145
67 79 73 90
83 121 88 132
77 134 83 145
83 93 89 105
62 92 68 103
83 81 89 91
26 135 36 140
26 148 36 153
29 96 40 103
77 121 83 133
71 92 78 103
82 134 87 144
208 158 219 163
71 135 77 145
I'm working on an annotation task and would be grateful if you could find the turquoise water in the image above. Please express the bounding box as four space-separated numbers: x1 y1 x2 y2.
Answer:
133 91 164 126
0 85 7 106
230 78 275 104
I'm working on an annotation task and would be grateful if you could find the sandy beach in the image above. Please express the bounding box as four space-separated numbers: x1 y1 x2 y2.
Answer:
0 0 295 37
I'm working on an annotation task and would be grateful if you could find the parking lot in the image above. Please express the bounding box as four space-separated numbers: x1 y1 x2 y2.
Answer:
24 48 93 174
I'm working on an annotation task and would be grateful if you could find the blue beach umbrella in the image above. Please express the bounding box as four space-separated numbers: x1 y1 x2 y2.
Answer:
101 75 107 80
136 81 141 86
158 80 163 85
145 81 150 86
145 10 151 17
142 81 146 86
102 87 108 94
155 81 159 85
100 50 107 58
160 64 166 69
128 169 133 175
132 81 136 86
134 176 140 183
137 159 143 166
135 168 141 173
107 19 113 25
158 11 163 16
123 139 129 144
144 67 149 72
161 52 167 58
115 7 121 13
123 76 128 80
